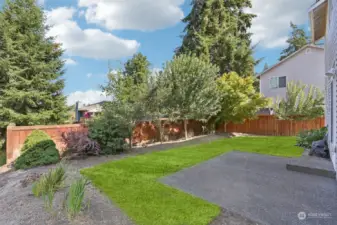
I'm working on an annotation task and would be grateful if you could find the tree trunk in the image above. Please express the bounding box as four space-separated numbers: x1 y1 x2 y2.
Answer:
224 122 227 133
129 133 132 149
184 119 188 140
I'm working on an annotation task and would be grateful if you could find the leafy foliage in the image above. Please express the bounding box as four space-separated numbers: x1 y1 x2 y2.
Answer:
177 0 256 76
124 53 151 86
159 54 220 139
0 150 6 166
274 81 324 121
88 115 128 155
0 0 69 137
0 138 5 166
65 178 87 219
216 72 270 127
32 163 66 210
61 131 100 158
145 71 169 142
102 53 150 147
279 22 309 61
296 127 328 149
21 130 51 152
14 140 60 170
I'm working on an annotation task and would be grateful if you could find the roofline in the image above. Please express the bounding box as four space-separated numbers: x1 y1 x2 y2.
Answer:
257 45 324 77
308 0 328 42
308 0 327 12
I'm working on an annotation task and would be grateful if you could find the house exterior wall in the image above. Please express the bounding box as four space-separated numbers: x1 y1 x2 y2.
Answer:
259 47 325 101
325 0 337 171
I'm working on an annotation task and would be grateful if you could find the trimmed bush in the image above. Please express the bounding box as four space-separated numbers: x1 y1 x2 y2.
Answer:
296 127 328 148
61 131 100 158
88 116 128 155
21 130 51 152
14 140 60 170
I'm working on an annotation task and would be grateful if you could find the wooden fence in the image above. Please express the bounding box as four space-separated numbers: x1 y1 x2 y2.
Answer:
217 115 325 136
6 124 88 163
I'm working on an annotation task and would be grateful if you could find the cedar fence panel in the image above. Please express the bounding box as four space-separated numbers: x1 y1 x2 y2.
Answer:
221 115 325 136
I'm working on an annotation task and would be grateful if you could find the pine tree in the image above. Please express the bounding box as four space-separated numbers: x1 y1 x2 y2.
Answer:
124 53 151 86
263 63 269 71
102 53 151 148
177 0 256 77
0 0 68 132
279 22 309 61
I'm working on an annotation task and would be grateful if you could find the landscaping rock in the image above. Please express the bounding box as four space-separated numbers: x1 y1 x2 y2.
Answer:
309 134 330 159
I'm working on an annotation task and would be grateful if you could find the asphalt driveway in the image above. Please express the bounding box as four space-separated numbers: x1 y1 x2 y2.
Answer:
161 151 337 225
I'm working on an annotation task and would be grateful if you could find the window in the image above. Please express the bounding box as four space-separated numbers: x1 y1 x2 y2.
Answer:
269 76 287 89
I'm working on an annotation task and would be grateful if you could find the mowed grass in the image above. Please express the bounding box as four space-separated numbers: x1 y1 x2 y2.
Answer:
81 136 303 225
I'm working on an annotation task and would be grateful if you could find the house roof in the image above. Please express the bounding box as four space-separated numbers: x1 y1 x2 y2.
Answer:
309 0 328 42
257 45 324 78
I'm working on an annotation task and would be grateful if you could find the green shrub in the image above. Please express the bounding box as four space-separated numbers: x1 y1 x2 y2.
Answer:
65 177 87 219
0 150 6 166
21 130 51 152
14 140 60 170
296 127 328 148
88 116 128 155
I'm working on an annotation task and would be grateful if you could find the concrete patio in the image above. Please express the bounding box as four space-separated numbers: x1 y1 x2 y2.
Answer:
161 151 337 225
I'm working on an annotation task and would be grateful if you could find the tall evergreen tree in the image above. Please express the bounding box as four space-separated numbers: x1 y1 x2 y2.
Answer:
124 53 151 85
279 22 309 61
263 63 269 71
177 0 256 77
0 0 68 132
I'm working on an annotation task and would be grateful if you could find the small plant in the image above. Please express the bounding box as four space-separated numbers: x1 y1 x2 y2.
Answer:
65 177 87 219
296 127 328 148
21 130 51 152
32 163 66 210
61 131 100 158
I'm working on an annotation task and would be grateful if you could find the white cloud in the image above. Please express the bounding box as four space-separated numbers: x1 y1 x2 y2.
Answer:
249 0 311 48
86 73 92 78
46 7 140 59
64 58 77 65
78 0 184 31
36 0 45 5
67 90 112 106
151 68 162 76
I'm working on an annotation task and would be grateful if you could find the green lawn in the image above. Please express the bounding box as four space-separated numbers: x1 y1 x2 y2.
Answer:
81 136 303 225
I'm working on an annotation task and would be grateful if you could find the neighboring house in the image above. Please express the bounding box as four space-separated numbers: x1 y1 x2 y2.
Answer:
309 0 337 172
258 45 325 101
77 101 106 121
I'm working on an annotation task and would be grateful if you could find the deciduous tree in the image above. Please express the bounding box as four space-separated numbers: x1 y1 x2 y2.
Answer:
160 55 220 139
216 72 270 131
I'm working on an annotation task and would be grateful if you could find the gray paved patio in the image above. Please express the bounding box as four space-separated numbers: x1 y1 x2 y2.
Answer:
161 151 337 225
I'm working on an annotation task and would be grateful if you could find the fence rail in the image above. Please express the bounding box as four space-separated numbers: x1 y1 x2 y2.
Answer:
217 115 325 136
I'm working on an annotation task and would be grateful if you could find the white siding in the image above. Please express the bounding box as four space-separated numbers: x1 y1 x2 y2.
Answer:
326 0 337 171
260 47 325 101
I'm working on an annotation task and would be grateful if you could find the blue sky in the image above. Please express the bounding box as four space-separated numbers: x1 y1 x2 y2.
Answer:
1 0 314 105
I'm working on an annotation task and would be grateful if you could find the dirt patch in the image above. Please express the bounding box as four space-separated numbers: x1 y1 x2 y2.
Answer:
0 165 134 225
0 134 229 225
